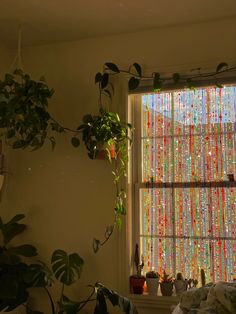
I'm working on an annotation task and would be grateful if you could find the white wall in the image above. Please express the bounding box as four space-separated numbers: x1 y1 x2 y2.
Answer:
1 18 236 313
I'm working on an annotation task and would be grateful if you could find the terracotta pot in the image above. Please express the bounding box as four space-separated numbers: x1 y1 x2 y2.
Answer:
146 277 159 296
160 282 173 296
97 143 116 160
130 276 145 294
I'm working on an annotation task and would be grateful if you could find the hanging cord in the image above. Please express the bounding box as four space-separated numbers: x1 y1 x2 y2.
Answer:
8 25 23 72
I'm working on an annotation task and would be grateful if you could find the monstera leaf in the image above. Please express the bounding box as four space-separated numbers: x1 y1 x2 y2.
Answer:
51 250 84 286
25 261 54 287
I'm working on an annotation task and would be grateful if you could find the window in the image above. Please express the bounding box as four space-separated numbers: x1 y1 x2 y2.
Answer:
131 85 236 283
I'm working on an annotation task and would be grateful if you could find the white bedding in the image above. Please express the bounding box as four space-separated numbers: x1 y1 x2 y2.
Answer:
172 281 236 314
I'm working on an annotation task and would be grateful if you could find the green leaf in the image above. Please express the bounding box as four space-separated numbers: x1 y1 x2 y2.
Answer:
101 73 109 89
153 73 162 91
216 82 223 88
5 214 25 225
8 245 37 257
25 262 54 287
95 72 103 84
103 89 112 99
128 77 140 91
105 63 120 73
1 222 26 245
51 249 84 285
216 62 228 72
133 63 142 77
94 290 108 314
71 137 80 148
172 73 180 84
93 239 101 253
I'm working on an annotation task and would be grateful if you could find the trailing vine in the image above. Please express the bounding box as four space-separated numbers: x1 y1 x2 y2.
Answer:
0 61 235 252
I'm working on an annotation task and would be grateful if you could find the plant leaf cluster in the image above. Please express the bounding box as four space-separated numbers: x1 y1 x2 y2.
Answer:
0 69 64 150
0 214 38 312
73 109 131 160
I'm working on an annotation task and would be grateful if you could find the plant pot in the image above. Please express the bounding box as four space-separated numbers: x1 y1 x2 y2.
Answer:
97 143 116 160
146 277 159 296
174 279 188 296
160 282 173 296
130 276 145 294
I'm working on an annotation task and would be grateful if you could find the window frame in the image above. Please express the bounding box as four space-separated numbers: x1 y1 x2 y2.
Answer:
128 80 236 282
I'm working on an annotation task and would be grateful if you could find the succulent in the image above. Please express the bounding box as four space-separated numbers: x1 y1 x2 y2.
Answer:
160 270 173 283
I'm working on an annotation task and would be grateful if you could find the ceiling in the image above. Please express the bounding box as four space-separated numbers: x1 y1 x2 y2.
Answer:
0 0 235 47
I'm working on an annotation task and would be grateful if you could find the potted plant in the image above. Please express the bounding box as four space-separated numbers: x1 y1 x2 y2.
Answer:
0 214 38 311
130 244 145 294
174 272 188 296
0 69 63 150
146 270 160 296
160 271 173 296
76 109 131 161
27 249 138 314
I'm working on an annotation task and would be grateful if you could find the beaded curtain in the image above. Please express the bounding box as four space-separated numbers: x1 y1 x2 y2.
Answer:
140 86 236 282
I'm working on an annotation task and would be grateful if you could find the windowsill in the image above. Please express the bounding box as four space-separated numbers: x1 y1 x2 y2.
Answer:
128 293 179 310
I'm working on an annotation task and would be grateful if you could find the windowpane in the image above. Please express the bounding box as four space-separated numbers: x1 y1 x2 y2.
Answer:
173 86 236 136
140 188 173 236
142 138 172 182
141 236 174 275
175 187 236 238
176 238 236 282
174 133 236 182
142 93 172 137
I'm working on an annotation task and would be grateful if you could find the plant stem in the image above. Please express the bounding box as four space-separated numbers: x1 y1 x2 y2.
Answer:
77 286 96 312
44 287 56 314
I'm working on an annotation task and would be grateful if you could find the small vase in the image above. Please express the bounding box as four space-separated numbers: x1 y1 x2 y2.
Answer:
160 282 173 296
174 279 188 296
146 277 159 296
130 276 146 294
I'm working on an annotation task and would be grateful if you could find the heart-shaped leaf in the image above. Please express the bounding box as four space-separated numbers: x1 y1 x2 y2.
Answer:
128 77 140 91
216 62 228 72
71 137 80 148
133 63 142 77
105 63 120 73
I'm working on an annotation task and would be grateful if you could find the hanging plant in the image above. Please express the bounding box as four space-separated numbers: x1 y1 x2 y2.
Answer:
0 69 64 150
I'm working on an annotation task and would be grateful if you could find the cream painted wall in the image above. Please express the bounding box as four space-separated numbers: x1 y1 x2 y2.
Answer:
1 18 236 313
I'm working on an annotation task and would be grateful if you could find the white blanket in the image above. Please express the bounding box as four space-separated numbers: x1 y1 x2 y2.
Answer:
172 281 236 314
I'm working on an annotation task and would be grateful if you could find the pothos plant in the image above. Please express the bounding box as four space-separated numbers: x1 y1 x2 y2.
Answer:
0 69 64 150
